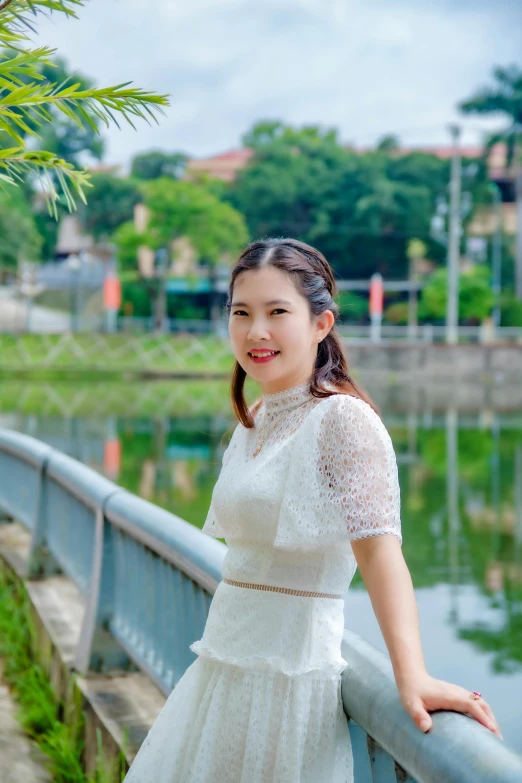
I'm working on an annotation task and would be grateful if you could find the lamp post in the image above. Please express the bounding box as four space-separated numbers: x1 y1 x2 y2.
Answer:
369 273 384 343
67 253 81 332
489 183 502 329
446 125 462 345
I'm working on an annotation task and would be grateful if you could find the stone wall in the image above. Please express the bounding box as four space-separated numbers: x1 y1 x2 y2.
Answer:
344 342 522 382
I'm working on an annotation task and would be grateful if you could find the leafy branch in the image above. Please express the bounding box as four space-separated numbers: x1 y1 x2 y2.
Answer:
0 0 170 216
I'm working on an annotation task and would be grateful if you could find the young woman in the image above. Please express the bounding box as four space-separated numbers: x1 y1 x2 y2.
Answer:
124 238 501 782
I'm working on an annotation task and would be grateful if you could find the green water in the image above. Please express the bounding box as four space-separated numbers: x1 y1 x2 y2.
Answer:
2 379 521 751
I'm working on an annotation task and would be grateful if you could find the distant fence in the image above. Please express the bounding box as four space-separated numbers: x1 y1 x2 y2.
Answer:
4 311 522 344
0 428 521 783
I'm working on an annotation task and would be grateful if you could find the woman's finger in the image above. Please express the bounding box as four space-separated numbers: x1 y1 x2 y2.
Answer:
464 698 502 737
461 693 500 735
473 700 503 739
428 685 503 739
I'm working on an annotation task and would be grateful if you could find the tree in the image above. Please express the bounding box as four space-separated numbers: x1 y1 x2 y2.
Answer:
229 121 450 279
459 65 522 167
420 266 494 324
0 187 42 273
0 0 169 215
113 179 249 327
459 65 522 298
81 172 141 241
142 179 248 262
131 150 188 181
376 135 400 152
241 120 286 149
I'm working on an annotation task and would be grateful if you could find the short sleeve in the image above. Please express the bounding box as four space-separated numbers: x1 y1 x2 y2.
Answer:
318 395 402 544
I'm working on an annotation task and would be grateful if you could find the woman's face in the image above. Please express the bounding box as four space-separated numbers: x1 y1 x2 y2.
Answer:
229 265 333 395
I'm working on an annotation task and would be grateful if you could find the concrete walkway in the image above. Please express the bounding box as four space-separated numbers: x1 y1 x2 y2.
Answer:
0 288 69 333
0 662 50 783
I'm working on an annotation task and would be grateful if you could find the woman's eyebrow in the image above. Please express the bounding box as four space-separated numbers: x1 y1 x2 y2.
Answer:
231 299 293 307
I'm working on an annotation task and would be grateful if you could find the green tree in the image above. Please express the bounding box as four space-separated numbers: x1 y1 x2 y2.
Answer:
81 172 141 242
142 179 248 261
459 65 522 167
420 266 494 323
0 187 42 273
112 221 143 273
113 179 249 326
0 0 169 214
459 65 522 298
229 121 453 279
131 150 188 181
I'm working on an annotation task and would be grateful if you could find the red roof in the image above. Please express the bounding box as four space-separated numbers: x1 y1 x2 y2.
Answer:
184 143 511 182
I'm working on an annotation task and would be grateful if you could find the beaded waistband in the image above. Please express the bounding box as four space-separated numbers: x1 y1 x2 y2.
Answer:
223 577 342 600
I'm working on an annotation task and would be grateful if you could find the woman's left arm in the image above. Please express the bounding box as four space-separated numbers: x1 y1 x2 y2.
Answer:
351 534 503 739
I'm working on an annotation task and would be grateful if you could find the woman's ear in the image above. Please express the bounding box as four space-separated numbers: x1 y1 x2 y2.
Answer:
316 309 335 341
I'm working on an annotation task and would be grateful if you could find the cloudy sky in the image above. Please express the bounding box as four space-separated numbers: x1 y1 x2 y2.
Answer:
36 0 521 167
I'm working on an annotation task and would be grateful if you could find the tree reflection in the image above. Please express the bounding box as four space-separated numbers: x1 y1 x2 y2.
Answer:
4 384 522 671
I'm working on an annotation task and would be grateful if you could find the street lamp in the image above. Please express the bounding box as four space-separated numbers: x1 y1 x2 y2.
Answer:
489 183 502 329
446 124 462 345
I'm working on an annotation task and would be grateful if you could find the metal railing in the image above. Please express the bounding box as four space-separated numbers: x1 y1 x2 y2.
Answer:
0 429 521 782
336 323 522 344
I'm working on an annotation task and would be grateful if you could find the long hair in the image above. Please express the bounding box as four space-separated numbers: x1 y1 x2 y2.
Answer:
226 237 378 427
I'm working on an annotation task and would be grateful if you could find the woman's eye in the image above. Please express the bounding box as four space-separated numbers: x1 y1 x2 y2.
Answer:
231 309 286 316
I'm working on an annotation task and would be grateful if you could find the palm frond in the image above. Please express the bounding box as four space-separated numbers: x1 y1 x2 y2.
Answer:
0 0 171 214
0 146 91 215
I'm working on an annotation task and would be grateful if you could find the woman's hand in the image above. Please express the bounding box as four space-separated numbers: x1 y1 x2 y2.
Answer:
397 672 503 739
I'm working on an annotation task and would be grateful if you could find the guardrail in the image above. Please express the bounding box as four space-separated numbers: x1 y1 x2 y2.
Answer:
3 304 522 343
0 429 521 782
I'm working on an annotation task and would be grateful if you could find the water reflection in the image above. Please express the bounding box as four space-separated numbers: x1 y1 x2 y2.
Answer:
2 381 522 749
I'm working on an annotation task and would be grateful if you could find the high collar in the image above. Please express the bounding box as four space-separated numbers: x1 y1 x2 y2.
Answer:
261 381 315 414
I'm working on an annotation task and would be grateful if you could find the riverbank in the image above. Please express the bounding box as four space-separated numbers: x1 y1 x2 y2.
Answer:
1 377 522 419
2 333 522 382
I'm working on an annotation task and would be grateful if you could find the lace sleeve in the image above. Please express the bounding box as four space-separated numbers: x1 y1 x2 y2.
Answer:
319 395 402 544
201 420 240 538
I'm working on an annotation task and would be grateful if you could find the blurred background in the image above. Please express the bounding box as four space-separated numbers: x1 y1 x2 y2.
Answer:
1 0 522 763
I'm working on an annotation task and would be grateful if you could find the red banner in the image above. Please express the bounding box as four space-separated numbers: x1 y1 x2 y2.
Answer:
369 273 384 317
103 275 121 310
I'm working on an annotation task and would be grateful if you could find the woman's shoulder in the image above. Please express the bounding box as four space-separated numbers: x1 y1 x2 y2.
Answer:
313 391 392 446
313 389 378 420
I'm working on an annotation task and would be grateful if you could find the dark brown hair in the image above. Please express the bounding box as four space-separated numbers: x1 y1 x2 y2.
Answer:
226 237 378 427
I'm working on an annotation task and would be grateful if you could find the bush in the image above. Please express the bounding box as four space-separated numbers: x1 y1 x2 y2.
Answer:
500 293 522 327
384 302 409 325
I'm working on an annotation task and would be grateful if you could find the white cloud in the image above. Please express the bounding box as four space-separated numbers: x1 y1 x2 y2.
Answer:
34 0 521 164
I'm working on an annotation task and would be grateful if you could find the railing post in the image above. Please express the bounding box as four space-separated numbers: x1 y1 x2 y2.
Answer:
27 455 60 579
75 491 129 673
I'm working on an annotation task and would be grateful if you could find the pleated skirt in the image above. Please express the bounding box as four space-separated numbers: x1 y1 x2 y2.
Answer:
123 655 353 783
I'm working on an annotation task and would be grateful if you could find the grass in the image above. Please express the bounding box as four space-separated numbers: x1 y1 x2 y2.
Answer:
0 566 127 783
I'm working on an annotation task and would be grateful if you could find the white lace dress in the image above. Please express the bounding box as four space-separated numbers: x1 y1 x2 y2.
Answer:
124 382 402 783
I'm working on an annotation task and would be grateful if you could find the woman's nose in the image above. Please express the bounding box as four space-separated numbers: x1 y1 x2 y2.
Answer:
247 320 271 341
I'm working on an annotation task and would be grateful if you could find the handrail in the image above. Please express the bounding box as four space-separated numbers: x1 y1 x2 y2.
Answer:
0 428 520 782
341 630 522 783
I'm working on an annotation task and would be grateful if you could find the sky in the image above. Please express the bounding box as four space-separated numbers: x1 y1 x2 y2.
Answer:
35 0 522 168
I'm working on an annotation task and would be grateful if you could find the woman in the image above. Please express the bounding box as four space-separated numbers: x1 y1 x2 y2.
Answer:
124 238 501 782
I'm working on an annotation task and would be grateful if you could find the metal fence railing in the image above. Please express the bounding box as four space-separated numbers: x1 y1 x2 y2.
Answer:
2 301 522 344
0 429 521 782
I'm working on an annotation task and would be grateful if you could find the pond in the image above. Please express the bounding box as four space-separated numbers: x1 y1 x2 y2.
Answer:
1 377 521 752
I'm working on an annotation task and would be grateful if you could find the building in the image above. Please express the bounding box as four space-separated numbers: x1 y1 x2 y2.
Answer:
185 149 254 183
